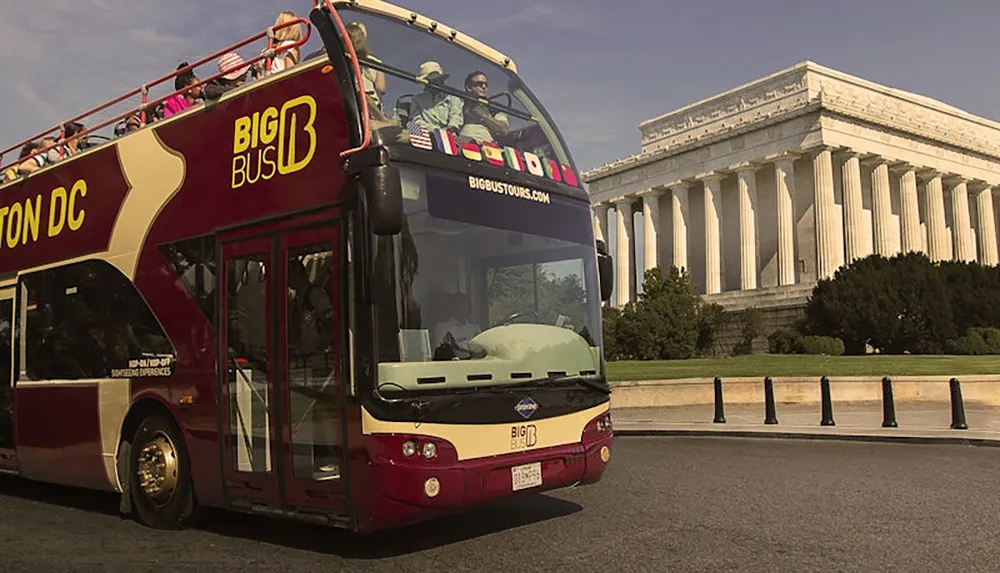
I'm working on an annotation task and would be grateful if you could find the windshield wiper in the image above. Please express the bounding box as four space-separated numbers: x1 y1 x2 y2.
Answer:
571 376 612 395
482 375 611 395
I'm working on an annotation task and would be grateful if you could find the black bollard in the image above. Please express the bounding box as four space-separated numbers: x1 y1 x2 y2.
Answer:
881 376 898 428
949 377 968 430
820 376 835 426
764 377 778 425
713 377 726 424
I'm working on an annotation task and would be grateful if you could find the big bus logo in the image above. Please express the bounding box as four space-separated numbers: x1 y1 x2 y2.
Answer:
510 424 538 451
231 95 317 189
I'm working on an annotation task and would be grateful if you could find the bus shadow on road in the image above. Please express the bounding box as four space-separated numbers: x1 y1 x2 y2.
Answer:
199 493 584 557
0 475 121 517
0 475 583 557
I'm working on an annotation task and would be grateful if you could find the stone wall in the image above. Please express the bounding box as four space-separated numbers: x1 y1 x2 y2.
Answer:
701 283 813 355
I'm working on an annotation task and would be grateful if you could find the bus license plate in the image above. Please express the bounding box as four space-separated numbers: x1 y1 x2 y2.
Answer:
511 462 542 491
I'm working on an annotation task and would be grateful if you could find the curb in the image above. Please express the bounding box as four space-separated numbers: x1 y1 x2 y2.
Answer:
614 427 1000 447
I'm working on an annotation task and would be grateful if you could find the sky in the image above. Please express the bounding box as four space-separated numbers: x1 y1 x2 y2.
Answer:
7 1 1000 174
4 0 1000 296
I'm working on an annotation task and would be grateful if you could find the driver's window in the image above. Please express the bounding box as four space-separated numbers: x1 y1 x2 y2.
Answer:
487 260 589 330
487 263 538 327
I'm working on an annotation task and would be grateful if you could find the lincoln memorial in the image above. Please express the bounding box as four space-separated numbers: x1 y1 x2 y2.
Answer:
584 61 1000 318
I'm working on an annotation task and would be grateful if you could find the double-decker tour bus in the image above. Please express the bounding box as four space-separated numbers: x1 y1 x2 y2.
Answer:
0 0 615 533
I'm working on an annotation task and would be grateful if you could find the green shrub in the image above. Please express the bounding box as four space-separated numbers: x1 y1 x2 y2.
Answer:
732 307 764 355
798 335 845 356
977 327 1000 353
600 266 731 360
802 252 996 354
946 327 1000 355
768 329 802 354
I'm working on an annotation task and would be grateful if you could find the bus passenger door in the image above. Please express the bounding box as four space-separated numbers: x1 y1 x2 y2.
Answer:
277 226 346 514
219 237 281 507
0 287 14 472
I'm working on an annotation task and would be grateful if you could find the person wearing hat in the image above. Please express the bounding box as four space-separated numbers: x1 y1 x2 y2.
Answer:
408 61 464 132
203 52 251 101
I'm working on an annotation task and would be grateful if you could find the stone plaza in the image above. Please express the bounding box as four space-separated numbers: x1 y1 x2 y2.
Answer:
584 61 1000 319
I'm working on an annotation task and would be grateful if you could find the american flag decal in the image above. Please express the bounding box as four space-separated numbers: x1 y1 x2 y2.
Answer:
407 122 433 150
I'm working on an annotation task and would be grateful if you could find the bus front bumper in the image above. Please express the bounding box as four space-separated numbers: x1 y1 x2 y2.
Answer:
358 432 613 532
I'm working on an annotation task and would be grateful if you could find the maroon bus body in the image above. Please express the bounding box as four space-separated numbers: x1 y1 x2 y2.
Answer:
0 56 612 533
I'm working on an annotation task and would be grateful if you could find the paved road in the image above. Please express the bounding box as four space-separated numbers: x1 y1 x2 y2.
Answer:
3 437 1000 572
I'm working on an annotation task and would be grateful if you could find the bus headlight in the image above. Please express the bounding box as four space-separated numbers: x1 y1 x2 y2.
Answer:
402 440 417 457
597 413 613 433
422 442 437 460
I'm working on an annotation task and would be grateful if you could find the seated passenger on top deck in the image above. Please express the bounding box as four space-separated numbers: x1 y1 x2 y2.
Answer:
50 122 87 161
162 62 203 118
459 71 509 144
12 142 42 177
345 21 387 118
407 62 463 132
263 12 303 76
203 52 251 101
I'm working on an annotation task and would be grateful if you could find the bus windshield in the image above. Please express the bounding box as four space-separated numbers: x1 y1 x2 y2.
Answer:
372 166 603 393
337 5 580 183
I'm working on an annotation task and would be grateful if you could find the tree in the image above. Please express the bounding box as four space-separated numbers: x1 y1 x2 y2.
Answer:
601 266 723 360
804 252 960 354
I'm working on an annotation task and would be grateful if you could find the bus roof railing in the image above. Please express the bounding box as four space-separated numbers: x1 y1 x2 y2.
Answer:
0 16 312 179
316 0 371 158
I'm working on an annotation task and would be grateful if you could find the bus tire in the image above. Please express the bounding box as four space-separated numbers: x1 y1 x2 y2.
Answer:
128 411 200 530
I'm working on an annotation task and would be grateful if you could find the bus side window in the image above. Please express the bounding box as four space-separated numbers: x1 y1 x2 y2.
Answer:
0 299 12 450
18 261 174 382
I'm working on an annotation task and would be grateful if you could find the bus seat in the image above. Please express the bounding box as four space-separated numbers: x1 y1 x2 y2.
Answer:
395 94 414 125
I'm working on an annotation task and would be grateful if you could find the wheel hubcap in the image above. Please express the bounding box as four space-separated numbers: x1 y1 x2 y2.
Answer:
136 433 179 507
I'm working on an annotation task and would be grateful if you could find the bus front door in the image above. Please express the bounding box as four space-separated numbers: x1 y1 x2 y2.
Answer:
219 223 346 519
277 226 346 515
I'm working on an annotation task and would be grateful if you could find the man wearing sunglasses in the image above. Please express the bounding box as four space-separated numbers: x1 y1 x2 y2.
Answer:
460 71 510 143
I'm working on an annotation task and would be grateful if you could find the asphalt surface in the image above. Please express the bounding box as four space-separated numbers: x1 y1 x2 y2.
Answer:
2 436 1000 572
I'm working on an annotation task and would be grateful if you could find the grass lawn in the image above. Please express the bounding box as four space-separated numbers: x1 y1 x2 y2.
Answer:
606 354 1000 382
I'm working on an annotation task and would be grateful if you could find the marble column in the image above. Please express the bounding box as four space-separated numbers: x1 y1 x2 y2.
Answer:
923 172 949 261
870 160 895 256
613 198 633 307
592 203 609 244
812 147 842 279
976 185 999 266
774 154 796 286
736 164 758 290
702 174 723 295
669 183 689 272
639 189 661 275
949 179 974 262
841 152 868 263
896 166 922 254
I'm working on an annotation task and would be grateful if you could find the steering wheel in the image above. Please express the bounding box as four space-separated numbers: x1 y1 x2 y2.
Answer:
498 308 541 326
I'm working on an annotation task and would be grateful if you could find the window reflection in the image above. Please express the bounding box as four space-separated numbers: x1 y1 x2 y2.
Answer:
22 260 174 381
339 7 576 171
0 299 11 450
161 235 217 323
227 254 271 474
286 243 339 480
374 167 603 377
487 260 589 332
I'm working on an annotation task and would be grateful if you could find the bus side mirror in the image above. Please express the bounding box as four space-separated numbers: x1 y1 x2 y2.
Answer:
596 239 614 302
359 163 403 235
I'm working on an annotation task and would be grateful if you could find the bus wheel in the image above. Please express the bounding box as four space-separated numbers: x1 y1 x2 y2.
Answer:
128 412 199 529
